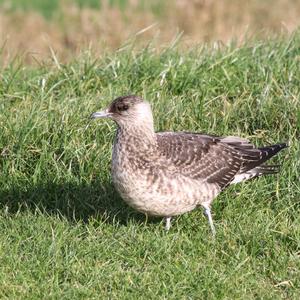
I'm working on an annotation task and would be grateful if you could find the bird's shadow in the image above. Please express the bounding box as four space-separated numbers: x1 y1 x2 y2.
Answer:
0 179 161 226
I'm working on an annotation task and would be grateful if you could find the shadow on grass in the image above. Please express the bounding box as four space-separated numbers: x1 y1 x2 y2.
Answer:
0 179 159 226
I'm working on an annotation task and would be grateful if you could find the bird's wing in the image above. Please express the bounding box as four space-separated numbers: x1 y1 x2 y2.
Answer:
156 132 282 189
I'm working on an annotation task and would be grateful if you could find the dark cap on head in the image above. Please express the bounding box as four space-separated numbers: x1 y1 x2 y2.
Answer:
90 94 150 121
108 95 143 115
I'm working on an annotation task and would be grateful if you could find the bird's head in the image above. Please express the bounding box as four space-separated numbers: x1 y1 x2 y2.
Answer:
91 95 154 130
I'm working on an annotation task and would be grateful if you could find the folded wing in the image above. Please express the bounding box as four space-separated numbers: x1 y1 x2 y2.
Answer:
156 132 287 189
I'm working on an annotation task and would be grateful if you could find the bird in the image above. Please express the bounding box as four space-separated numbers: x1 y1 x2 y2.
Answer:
90 95 287 235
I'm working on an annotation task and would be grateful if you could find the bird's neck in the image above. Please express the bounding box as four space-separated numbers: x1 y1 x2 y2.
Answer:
116 123 157 152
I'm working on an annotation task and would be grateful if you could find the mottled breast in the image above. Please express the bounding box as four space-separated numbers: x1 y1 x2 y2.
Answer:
111 133 220 216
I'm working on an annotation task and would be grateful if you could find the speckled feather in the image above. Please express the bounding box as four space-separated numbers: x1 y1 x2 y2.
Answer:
91 95 287 221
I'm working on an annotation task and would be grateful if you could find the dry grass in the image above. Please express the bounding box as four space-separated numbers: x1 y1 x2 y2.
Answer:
1 0 300 64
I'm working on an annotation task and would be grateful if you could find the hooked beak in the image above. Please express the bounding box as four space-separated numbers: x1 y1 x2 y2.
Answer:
90 109 112 119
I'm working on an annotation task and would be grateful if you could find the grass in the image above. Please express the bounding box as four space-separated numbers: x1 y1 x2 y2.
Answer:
1 0 300 64
0 34 299 298
0 0 101 17
0 0 149 14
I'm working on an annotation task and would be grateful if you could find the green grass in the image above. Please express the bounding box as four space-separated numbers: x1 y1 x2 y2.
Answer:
0 0 163 18
0 34 299 299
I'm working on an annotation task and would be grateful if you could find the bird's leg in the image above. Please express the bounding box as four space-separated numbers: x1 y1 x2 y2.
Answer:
144 213 148 227
203 206 216 236
165 217 172 231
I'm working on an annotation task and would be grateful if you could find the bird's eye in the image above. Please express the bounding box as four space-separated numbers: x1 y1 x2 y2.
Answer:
118 104 129 111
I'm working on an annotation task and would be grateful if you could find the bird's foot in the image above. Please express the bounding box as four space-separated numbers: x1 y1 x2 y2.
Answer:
165 217 172 231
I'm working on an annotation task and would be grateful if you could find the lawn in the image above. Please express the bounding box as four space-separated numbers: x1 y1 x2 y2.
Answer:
0 34 299 299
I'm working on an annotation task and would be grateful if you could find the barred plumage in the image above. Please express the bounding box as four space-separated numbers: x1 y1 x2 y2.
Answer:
91 95 287 234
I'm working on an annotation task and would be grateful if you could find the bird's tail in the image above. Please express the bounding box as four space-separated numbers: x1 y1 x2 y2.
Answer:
231 143 287 184
240 143 288 173
231 164 281 184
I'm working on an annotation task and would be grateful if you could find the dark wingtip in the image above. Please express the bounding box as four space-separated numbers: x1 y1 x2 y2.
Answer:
278 142 288 148
259 142 288 154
